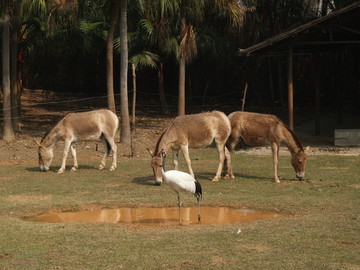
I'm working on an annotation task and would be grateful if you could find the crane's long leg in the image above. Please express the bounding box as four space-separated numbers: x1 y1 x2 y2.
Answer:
177 194 182 225
197 196 201 224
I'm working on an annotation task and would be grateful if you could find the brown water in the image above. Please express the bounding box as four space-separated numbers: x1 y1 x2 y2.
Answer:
25 207 285 225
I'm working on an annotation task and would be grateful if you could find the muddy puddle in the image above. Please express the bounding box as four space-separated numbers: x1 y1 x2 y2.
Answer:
25 207 286 226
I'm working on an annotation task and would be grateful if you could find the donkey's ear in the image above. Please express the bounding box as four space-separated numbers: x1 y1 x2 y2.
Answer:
146 148 154 156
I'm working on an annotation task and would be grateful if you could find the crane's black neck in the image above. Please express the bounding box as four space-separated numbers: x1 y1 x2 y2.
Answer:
161 153 167 172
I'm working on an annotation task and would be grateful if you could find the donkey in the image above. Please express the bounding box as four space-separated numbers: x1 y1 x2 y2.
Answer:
147 111 234 185
37 109 119 173
226 111 309 183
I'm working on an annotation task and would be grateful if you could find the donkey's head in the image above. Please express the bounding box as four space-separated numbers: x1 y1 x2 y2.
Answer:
38 145 54 172
291 146 309 180
147 148 165 185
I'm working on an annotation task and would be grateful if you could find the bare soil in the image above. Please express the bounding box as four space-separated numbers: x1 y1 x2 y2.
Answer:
0 89 359 166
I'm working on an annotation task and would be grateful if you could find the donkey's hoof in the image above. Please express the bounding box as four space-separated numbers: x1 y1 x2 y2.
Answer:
224 173 235 179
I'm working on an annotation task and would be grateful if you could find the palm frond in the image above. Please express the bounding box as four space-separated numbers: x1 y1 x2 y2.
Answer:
140 18 154 38
20 0 48 19
163 36 179 56
213 0 246 29
130 51 159 70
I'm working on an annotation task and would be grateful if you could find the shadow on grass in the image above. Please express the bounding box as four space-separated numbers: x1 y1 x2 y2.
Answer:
25 165 97 172
132 175 157 186
131 172 300 186
195 171 299 183
193 171 272 182
231 173 302 183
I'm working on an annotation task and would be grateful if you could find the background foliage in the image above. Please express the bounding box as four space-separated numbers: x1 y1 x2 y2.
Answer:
1 0 359 114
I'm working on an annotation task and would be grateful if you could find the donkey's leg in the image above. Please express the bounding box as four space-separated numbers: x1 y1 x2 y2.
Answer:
70 143 78 171
58 140 72 174
180 145 195 178
172 149 179 170
224 146 235 179
271 142 280 183
99 136 108 171
212 142 226 182
106 137 117 171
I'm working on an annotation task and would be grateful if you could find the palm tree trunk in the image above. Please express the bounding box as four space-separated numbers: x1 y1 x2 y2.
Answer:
2 8 15 140
11 12 21 131
178 57 186 116
178 1 187 116
119 0 131 143
106 0 119 114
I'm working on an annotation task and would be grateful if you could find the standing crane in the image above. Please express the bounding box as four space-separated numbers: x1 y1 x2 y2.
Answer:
152 150 202 225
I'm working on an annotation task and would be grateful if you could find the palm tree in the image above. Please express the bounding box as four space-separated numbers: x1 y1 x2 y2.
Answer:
119 0 131 144
129 51 159 156
1 1 15 140
177 0 202 115
176 0 245 115
10 4 21 132
135 0 179 114
106 0 119 113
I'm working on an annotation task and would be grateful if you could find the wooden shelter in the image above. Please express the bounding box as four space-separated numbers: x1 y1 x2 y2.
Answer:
239 2 360 133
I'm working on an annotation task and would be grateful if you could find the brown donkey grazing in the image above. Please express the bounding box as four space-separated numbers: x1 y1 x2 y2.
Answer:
37 109 119 173
227 111 308 183
147 111 234 185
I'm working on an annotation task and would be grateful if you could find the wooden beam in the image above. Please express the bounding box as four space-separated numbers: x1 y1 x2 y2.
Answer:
287 45 294 130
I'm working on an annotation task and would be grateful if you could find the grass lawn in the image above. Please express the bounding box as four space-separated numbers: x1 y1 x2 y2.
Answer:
0 148 359 269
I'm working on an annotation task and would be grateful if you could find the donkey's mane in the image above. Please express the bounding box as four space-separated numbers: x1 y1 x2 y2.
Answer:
40 117 63 144
154 131 166 154
276 116 303 151
40 129 51 143
154 117 178 154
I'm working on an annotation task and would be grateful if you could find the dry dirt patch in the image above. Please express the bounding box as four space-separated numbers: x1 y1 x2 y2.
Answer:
5 195 51 202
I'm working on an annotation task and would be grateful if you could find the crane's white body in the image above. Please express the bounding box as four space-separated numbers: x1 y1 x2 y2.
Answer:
161 167 202 225
162 170 197 195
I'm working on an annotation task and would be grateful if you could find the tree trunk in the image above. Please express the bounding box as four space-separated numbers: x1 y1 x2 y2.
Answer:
106 0 119 114
178 1 187 116
178 57 186 116
10 12 21 131
2 9 15 140
119 0 131 143
158 62 169 114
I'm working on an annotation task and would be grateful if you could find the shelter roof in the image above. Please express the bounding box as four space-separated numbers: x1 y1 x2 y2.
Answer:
240 2 360 56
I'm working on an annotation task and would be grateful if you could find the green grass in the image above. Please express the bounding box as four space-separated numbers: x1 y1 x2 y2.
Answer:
0 149 359 269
